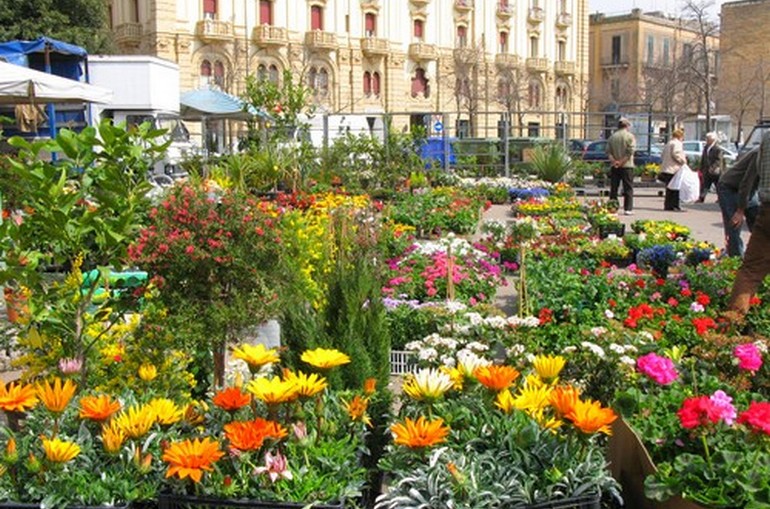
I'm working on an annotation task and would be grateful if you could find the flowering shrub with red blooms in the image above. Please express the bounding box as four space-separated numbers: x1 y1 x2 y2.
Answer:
636 352 678 385
677 390 736 429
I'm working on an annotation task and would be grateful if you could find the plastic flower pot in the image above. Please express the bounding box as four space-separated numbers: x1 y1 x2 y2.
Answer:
157 494 344 509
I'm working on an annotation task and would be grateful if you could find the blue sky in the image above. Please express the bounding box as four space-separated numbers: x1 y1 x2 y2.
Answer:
587 0 725 17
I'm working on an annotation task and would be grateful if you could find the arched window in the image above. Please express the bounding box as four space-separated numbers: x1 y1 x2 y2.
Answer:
556 84 569 110
528 80 541 109
372 72 381 96
365 13 376 37
413 19 424 40
456 25 467 48
499 32 508 53
268 64 279 83
213 60 225 88
411 68 429 98
363 71 372 96
200 60 212 77
308 67 318 91
259 0 273 25
257 64 268 81
311 5 323 30
318 68 329 97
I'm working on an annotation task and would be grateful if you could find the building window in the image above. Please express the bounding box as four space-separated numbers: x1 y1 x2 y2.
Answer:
372 72 381 96
131 0 140 22
363 71 372 96
213 60 225 88
683 43 693 62
365 13 376 36
646 35 654 65
413 19 424 40
309 66 330 98
528 80 541 108
203 0 216 19
663 38 670 66
411 67 429 98
107 5 113 28
259 0 273 25
499 31 508 53
529 36 538 58
557 40 566 61
498 79 511 97
200 60 212 77
456 25 467 48
311 5 323 30
556 84 569 110
611 35 621 64
269 64 279 83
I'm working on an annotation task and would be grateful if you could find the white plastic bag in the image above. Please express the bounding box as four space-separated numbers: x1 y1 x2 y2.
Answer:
668 164 700 203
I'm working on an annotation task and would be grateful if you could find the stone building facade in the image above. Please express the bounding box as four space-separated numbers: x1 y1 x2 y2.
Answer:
109 0 589 139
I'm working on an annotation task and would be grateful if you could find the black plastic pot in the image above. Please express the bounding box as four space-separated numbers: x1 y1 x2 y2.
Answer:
157 494 343 509
523 493 601 509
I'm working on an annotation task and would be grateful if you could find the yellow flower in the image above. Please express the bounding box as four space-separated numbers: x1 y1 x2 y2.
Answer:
391 416 450 449
457 354 490 379
532 355 566 382
495 390 517 414
402 368 454 403
440 366 464 391
36 378 77 414
232 344 280 369
567 399 617 435
138 363 158 382
0 382 38 413
41 437 80 463
512 384 553 415
342 395 372 427
149 398 184 426
114 404 156 439
246 376 299 405
282 370 327 398
101 420 127 454
300 348 351 370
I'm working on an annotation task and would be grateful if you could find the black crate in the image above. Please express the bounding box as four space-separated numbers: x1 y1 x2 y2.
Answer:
157 495 343 509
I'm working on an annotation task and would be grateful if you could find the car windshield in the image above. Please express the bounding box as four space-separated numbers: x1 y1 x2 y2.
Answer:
743 126 770 152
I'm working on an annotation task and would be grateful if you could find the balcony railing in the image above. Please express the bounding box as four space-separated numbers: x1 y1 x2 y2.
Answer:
497 3 514 17
495 53 521 67
252 25 288 47
304 30 338 50
408 42 438 61
455 0 473 10
526 57 549 72
195 19 232 42
113 23 143 45
556 12 572 27
360 37 390 57
554 60 576 75
528 7 545 22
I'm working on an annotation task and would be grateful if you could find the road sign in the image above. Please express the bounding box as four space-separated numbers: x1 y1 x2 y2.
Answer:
434 121 443 133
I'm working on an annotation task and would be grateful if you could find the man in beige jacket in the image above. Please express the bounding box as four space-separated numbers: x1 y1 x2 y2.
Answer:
606 117 637 215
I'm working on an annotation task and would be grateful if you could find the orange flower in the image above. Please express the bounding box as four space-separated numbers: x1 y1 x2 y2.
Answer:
343 395 371 427
36 378 77 413
212 387 252 411
391 416 450 449
363 378 377 395
224 418 287 451
101 420 127 454
162 437 224 483
474 365 520 392
549 385 581 418
0 382 38 413
566 399 617 435
79 394 121 422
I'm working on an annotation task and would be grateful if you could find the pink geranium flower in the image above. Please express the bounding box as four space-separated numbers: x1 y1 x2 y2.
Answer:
735 343 763 372
636 352 678 385
709 390 737 425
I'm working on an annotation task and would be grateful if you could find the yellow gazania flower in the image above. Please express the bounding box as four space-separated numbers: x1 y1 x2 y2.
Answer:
246 376 299 405
79 394 121 422
440 366 464 391
402 368 454 403
474 365 520 392
391 416 450 449
114 404 156 439
0 382 38 413
162 437 224 483
342 395 372 427
41 437 80 463
495 390 517 414
300 348 351 370
532 355 566 382
36 378 77 414
148 398 185 426
566 399 617 435
138 363 158 382
512 384 554 415
232 343 280 370
101 420 127 454
523 373 546 389
282 370 327 398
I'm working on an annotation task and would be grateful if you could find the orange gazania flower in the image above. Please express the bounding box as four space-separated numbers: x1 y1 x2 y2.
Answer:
343 395 372 426
79 394 121 422
283 370 327 398
36 378 77 413
224 418 287 451
566 399 617 435
363 378 377 395
101 420 127 454
0 381 38 413
474 365 520 392
162 437 225 483
213 387 252 411
549 385 581 418
300 348 351 370
391 416 450 449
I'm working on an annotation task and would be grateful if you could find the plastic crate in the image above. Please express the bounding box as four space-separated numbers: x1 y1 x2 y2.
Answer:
523 493 601 509
157 494 343 509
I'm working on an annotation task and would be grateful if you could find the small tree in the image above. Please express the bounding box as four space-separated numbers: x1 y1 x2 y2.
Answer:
682 0 720 130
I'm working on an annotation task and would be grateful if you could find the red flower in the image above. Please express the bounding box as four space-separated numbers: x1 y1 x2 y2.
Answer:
667 297 679 307
750 296 762 306
538 307 553 325
608 298 617 308
692 317 717 336
635 279 646 289
681 288 692 297
678 396 720 429
738 401 770 435
695 292 711 306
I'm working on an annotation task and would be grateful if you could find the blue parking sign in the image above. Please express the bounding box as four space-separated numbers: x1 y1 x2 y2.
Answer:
434 121 443 133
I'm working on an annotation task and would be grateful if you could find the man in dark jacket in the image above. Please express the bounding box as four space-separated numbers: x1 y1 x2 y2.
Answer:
717 147 760 257
698 132 724 202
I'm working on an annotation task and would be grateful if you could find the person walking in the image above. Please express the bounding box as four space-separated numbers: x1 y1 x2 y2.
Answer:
658 128 687 212
727 130 770 315
717 147 760 257
697 132 724 203
606 117 636 215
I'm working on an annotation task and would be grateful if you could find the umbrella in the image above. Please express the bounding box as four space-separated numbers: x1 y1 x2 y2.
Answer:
0 61 113 105
180 88 268 121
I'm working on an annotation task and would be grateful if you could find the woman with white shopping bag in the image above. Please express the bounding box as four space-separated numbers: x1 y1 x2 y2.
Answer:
658 129 687 211
668 162 701 204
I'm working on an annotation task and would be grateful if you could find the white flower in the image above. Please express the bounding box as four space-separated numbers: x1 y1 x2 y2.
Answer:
562 346 578 354
638 331 654 342
444 300 468 314
507 344 526 357
581 341 606 358
441 355 456 367
466 312 484 326
507 316 540 328
466 341 489 352
619 355 636 366
609 343 626 354
418 348 438 361
754 340 769 354
690 302 705 313
484 316 508 329
457 350 490 376
590 326 607 337
404 341 423 351
605 309 615 319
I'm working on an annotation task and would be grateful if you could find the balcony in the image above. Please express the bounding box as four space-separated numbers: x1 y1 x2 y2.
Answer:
528 7 544 23
360 37 390 57
554 60 576 75
113 23 143 46
408 42 438 61
601 58 629 68
360 0 380 9
496 3 514 17
304 30 338 50
195 19 232 42
556 12 572 27
410 0 430 5
526 57 549 72
453 47 476 62
495 53 521 68
252 25 288 47
455 0 473 11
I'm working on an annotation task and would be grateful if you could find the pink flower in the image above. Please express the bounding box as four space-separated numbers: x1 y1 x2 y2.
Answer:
709 390 737 425
735 343 763 372
254 451 293 482
636 352 678 385
58 357 83 375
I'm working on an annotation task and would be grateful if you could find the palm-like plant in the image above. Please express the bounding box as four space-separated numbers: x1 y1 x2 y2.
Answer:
530 144 573 183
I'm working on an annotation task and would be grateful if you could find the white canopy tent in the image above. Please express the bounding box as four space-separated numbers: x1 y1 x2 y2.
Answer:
0 61 113 105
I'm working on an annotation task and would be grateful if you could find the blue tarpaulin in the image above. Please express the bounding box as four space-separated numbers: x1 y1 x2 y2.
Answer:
180 88 266 120
0 37 87 80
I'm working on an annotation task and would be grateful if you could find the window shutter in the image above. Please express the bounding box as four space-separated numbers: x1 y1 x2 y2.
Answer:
365 13 376 35
311 6 323 30
413 20 423 39
373 72 381 96
363 72 372 96
260 1 272 25
203 0 216 15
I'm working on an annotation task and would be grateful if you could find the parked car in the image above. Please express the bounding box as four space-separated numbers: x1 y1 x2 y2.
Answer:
582 140 662 167
681 140 737 166
739 118 770 155
567 138 591 158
